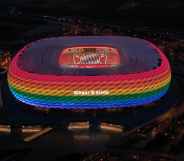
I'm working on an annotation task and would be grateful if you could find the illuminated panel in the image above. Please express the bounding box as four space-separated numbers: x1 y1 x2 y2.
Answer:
100 122 123 133
8 40 171 109
59 46 120 68
68 122 90 130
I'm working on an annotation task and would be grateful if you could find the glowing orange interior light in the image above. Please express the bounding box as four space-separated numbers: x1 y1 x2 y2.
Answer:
59 46 120 68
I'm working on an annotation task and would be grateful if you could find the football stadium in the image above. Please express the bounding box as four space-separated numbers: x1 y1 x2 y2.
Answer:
1 1 184 160
8 36 171 109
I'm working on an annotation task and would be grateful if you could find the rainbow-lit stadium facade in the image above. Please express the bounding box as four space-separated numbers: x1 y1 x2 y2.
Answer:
8 36 171 109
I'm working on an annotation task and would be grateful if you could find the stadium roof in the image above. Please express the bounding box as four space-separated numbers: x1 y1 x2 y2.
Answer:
18 36 160 76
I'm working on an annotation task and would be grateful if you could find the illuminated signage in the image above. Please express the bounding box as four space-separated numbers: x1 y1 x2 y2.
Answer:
73 90 109 96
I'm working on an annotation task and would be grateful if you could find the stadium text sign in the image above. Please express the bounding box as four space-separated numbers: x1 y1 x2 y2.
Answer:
73 90 109 96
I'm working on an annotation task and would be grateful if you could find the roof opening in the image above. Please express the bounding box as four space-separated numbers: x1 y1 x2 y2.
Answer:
59 46 120 68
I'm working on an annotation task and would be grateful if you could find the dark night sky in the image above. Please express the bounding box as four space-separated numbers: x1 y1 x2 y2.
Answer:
0 0 184 27
0 0 184 16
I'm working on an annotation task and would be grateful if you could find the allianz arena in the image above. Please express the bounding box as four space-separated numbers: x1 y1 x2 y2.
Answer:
8 36 171 109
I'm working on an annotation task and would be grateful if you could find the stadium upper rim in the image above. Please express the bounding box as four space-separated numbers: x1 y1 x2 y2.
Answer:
15 36 162 76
